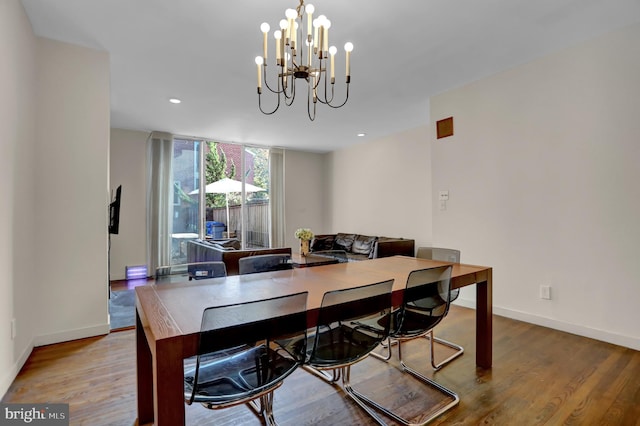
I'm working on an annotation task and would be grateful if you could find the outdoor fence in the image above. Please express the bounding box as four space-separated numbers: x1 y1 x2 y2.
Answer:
174 200 270 247
208 200 270 247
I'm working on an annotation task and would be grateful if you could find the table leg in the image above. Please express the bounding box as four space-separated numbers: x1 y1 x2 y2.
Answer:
475 268 493 368
136 311 154 424
154 338 186 426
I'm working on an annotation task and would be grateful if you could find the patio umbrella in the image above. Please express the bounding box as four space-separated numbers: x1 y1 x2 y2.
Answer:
189 177 265 233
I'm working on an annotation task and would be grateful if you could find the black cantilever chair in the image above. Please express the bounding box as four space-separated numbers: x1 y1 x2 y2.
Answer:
362 265 459 425
238 254 292 275
415 247 464 369
155 261 227 283
304 279 394 425
183 292 308 425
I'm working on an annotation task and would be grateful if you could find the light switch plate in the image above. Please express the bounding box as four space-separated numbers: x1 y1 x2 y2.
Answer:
439 191 449 201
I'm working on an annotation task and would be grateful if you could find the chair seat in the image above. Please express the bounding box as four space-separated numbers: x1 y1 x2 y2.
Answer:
307 322 387 366
184 344 298 406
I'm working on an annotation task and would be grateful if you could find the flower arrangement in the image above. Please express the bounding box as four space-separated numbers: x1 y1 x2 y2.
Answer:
294 228 314 241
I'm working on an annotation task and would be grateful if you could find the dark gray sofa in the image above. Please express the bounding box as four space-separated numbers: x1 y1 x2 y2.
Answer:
187 239 292 276
310 233 415 261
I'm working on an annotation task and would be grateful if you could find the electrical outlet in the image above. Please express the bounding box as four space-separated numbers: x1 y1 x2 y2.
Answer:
11 318 16 340
539 285 551 300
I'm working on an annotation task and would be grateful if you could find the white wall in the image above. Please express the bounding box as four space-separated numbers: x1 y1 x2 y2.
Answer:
33 38 111 345
283 150 329 250
110 128 149 280
1 0 111 398
0 0 38 396
327 126 433 246
431 22 640 349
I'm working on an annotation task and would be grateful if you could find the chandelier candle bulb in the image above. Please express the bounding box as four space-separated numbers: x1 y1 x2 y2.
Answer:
279 19 288 43
306 4 314 38
313 18 319 53
318 24 324 58
323 20 330 54
255 56 263 91
260 23 270 60
286 8 296 44
345 42 353 78
274 31 282 65
329 45 337 81
292 22 298 49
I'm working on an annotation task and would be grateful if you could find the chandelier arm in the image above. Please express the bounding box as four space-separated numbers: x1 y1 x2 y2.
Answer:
262 65 286 94
307 82 317 121
284 76 296 105
326 83 349 108
315 71 335 105
282 62 296 101
257 90 282 115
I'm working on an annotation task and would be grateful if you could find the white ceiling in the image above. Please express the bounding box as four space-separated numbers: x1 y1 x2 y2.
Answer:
21 0 640 152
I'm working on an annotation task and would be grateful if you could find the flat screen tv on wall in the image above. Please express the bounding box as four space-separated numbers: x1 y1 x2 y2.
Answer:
109 185 122 235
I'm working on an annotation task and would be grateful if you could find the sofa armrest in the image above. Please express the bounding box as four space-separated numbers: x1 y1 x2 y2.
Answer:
373 238 415 258
187 240 224 263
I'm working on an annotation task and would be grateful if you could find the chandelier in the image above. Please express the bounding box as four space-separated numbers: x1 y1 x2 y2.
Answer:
255 0 353 121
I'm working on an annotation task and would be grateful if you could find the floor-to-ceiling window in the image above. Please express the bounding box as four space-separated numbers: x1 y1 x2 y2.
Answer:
170 139 271 263
243 146 270 248
170 139 202 263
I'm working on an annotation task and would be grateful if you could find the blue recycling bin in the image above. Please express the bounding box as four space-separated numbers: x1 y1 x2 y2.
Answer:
206 221 225 239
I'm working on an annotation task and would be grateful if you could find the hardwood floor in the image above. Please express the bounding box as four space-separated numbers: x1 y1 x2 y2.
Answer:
3 306 639 425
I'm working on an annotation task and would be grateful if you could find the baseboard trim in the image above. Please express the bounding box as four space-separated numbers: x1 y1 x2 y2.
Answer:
453 297 640 351
34 323 110 347
0 339 34 399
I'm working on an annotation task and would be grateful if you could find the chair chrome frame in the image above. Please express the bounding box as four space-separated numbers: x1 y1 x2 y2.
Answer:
362 266 460 425
415 247 464 369
303 279 395 426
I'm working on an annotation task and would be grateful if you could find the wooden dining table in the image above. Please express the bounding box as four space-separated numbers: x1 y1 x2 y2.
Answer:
135 255 492 426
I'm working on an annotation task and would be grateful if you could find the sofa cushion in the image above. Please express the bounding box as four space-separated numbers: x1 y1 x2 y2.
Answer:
333 233 356 252
351 235 377 256
346 253 370 262
311 235 335 251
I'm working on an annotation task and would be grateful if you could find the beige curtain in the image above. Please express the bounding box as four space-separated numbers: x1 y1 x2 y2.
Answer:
269 148 285 248
147 131 174 274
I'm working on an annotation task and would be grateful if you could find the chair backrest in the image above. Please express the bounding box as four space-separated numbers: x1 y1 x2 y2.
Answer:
155 261 227 284
310 279 394 366
309 250 349 263
416 247 460 263
190 291 309 402
238 254 292 275
416 247 460 302
394 265 453 338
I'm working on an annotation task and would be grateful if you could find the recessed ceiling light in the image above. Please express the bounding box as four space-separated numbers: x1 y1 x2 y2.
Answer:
357 133 366 137
169 98 181 104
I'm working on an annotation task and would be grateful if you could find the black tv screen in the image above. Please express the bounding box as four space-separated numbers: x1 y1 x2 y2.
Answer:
109 185 122 234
